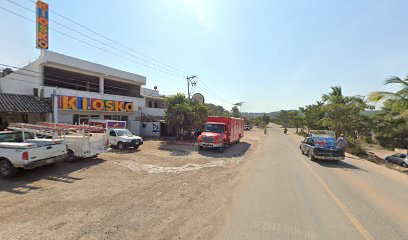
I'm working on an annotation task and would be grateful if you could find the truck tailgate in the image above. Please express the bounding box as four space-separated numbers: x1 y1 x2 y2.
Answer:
27 143 67 161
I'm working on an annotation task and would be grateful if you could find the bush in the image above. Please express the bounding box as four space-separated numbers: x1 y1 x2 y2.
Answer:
297 131 308 137
346 138 366 156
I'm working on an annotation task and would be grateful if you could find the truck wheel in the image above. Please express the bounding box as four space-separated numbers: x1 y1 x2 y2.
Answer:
218 144 225 153
0 159 18 178
117 142 125 151
308 151 315 161
198 145 203 150
65 150 76 163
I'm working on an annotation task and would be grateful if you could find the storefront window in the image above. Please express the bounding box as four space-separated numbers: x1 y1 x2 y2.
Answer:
73 114 127 124
73 114 100 124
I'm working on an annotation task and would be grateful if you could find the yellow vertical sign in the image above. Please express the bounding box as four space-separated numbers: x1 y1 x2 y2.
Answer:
36 1 49 49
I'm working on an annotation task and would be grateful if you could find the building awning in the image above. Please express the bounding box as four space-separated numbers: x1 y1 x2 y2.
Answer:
0 94 51 113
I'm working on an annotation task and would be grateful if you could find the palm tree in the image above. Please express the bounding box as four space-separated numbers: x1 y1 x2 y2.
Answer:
368 76 408 117
322 86 346 104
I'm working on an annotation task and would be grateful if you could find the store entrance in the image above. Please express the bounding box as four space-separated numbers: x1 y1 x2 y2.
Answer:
73 114 100 125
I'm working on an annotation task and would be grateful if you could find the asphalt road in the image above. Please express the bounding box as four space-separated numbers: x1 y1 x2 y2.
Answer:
214 124 408 240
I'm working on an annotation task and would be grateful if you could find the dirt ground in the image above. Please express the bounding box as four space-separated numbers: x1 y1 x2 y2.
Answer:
0 129 265 240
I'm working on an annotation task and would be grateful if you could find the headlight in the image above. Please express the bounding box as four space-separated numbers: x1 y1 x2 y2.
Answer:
217 138 223 143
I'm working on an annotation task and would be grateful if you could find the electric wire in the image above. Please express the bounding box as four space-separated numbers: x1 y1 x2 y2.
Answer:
1 3 233 106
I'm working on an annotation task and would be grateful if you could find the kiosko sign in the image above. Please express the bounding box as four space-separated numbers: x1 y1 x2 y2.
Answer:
58 96 135 112
36 0 49 49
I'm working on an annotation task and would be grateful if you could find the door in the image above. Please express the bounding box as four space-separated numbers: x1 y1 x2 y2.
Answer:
109 130 117 145
390 154 401 164
396 154 407 165
301 137 309 152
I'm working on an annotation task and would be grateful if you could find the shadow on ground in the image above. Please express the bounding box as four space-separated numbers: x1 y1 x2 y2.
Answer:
109 148 141 154
198 142 252 158
0 158 105 195
158 142 193 156
314 160 368 172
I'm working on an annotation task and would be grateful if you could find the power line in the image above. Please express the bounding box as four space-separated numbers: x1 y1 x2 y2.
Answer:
195 78 233 105
1 3 234 106
6 0 185 78
22 0 188 76
2 2 185 78
195 84 232 106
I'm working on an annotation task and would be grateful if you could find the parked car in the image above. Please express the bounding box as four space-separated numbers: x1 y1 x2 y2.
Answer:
244 125 250 131
108 128 143 150
198 116 244 153
385 153 408 167
300 136 345 161
0 131 67 177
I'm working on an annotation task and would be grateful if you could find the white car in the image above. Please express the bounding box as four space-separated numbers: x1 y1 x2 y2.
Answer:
244 125 251 131
0 131 67 177
108 129 143 150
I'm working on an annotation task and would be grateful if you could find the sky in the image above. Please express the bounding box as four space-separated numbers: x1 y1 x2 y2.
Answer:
1 0 408 112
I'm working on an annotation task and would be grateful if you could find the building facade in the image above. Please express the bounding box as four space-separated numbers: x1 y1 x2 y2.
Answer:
0 51 146 135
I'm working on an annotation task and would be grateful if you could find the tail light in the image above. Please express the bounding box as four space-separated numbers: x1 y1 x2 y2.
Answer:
22 151 29 161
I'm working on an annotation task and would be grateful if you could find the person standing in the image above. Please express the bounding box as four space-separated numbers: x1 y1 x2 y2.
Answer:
337 134 347 149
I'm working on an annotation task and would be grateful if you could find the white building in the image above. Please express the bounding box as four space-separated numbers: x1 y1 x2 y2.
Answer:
0 51 146 135
140 87 166 120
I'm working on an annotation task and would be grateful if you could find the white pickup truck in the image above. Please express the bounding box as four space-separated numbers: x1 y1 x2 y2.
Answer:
0 131 67 177
8 122 109 161
107 128 143 150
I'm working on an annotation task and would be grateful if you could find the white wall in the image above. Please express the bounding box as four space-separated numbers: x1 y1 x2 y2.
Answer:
128 121 141 136
140 122 161 138
0 59 42 95
141 87 160 97
142 107 165 117
43 51 146 85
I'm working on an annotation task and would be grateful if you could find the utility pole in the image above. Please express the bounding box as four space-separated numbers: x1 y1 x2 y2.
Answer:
186 75 197 99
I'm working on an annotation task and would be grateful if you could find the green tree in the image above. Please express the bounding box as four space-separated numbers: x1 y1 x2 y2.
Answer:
299 102 325 133
368 76 408 148
368 76 408 118
206 103 231 117
231 106 241 118
287 110 303 133
277 110 290 127
321 86 371 138
165 93 209 139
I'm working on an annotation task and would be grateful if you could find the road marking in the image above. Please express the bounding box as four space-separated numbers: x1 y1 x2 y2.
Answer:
286 139 375 240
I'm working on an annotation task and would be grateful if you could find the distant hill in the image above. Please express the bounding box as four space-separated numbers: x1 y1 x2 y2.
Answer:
243 110 380 118
242 111 281 118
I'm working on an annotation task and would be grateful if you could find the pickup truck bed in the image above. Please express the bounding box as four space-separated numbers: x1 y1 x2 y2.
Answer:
0 141 67 177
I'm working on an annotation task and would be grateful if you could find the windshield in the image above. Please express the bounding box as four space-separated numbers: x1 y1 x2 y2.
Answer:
311 137 336 147
203 124 225 133
115 129 133 137
0 132 23 142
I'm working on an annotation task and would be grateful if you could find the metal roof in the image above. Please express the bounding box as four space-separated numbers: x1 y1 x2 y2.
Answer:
0 94 51 113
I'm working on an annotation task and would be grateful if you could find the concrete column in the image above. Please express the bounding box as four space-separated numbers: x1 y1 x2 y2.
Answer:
99 76 104 94
53 94 59 123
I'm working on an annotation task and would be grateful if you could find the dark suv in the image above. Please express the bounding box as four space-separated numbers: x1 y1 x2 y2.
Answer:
300 136 345 161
